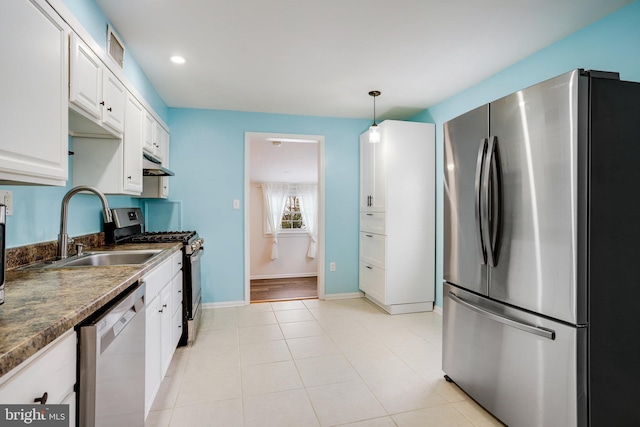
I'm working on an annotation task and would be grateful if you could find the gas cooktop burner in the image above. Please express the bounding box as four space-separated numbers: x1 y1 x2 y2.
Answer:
130 231 197 243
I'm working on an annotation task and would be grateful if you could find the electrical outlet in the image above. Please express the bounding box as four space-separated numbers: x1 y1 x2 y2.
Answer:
233 199 240 209
0 190 12 216
330 262 336 272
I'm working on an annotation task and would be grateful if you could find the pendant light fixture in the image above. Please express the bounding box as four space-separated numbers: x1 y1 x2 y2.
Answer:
368 90 381 143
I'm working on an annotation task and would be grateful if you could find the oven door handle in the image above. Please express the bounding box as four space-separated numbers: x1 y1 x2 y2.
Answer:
189 247 204 262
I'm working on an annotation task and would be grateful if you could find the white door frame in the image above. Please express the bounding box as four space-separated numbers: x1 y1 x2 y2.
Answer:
244 132 326 304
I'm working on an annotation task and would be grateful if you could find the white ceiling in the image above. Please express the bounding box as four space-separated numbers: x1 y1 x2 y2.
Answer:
96 0 632 120
250 137 318 183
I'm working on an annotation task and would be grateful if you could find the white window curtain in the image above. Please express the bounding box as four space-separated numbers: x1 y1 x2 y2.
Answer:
261 183 289 260
297 184 318 259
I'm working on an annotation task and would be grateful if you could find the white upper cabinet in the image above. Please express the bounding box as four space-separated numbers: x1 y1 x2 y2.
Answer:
360 132 387 212
69 33 125 135
69 33 102 120
102 70 126 133
143 111 163 158
0 0 69 186
123 93 144 193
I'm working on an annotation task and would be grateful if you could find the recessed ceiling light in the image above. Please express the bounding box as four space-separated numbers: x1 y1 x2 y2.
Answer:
170 56 186 64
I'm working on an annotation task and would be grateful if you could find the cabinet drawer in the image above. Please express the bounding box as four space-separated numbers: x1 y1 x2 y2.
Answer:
171 251 183 277
144 256 173 297
172 309 183 350
360 212 386 234
0 330 76 404
360 232 386 269
172 270 183 315
359 261 386 304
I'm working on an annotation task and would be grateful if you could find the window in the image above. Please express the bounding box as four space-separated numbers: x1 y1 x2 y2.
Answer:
281 195 306 230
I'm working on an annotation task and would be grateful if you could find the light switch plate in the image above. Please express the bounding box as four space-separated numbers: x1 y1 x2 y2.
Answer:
233 199 240 209
0 190 13 216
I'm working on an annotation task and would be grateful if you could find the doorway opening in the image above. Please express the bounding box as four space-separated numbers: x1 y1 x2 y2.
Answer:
244 133 325 305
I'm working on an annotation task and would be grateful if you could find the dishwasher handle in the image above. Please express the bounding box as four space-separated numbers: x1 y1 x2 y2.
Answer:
99 283 145 354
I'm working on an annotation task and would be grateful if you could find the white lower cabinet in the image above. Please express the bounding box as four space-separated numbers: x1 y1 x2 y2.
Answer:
144 251 183 418
0 330 76 421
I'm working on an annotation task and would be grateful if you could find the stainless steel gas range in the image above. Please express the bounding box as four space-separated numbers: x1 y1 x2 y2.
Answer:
105 207 204 345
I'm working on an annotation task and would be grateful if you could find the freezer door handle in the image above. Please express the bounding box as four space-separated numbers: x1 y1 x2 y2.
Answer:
474 138 488 264
448 291 555 340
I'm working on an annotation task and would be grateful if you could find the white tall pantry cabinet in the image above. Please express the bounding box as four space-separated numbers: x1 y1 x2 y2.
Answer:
359 120 435 314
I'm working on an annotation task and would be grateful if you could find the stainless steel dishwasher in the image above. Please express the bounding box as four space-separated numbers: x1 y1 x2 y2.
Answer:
79 282 146 427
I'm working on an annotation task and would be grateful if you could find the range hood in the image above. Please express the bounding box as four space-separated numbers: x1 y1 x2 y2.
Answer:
143 153 175 176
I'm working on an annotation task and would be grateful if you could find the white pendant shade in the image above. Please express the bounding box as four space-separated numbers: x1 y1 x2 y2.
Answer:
369 125 380 143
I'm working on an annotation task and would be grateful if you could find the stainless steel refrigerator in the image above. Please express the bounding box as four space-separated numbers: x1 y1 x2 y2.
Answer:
443 69 640 427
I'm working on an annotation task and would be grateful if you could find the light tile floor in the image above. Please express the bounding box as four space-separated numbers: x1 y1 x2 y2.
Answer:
146 298 504 427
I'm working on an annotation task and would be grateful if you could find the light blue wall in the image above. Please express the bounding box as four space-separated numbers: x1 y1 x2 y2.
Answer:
2 138 143 247
415 0 640 307
167 109 370 303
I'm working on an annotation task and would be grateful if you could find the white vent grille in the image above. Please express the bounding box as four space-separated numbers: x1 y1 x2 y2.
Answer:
107 25 125 68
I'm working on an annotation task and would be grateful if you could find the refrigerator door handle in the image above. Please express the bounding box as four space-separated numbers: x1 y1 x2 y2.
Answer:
483 136 502 267
475 138 488 265
448 291 556 340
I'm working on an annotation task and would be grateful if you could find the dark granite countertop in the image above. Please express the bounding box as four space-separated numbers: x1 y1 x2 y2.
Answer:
0 242 182 377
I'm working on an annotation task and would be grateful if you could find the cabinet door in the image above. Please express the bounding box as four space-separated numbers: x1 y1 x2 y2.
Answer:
360 131 386 212
0 0 68 186
154 121 166 162
359 261 386 304
171 272 184 350
371 128 387 212
143 111 158 155
145 294 162 416
360 132 373 210
0 330 76 405
102 70 125 133
70 33 103 120
124 93 144 192
359 232 386 269
160 284 173 377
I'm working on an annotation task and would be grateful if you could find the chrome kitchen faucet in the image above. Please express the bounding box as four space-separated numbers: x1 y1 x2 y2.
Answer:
57 186 113 259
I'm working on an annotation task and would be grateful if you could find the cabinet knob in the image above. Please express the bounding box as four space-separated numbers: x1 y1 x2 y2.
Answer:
107 107 112 112
99 101 105 105
34 392 48 405
127 176 132 179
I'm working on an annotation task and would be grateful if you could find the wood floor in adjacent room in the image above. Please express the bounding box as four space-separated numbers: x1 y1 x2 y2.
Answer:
250 276 317 302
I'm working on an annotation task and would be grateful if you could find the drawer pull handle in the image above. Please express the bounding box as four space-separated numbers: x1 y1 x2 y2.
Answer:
366 265 373 270
365 234 373 238
34 392 48 405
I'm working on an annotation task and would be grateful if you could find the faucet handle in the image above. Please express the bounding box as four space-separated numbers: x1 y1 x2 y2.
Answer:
75 243 84 256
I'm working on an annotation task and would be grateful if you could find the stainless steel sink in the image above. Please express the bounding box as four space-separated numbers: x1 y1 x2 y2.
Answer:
19 250 163 270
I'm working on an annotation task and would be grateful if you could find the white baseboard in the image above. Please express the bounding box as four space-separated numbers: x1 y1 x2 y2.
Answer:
323 291 364 300
202 301 246 309
250 273 318 280
433 305 443 315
